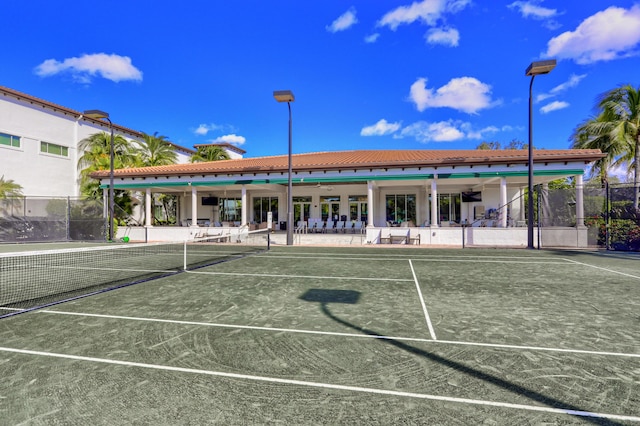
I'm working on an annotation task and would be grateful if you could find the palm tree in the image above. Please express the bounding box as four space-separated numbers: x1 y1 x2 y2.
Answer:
0 175 23 199
190 145 230 162
77 131 136 225
134 132 178 224
0 175 23 217
136 131 177 166
573 85 640 209
571 110 626 186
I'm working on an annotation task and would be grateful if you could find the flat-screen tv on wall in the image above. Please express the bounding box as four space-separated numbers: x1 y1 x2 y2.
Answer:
201 196 219 206
461 191 482 202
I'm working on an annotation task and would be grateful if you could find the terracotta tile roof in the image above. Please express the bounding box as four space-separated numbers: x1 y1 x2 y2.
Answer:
91 149 604 178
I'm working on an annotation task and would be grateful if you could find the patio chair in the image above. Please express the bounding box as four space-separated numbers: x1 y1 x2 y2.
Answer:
336 221 347 233
353 221 364 234
324 220 335 233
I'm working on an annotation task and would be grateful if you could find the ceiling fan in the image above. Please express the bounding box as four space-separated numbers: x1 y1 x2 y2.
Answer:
314 183 334 191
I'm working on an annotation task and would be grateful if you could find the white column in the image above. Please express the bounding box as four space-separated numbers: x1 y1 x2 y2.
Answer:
431 177 438 227
241 185 248 226
179 194 187 225
576 174 585 228
145 188 152 227
103 187 108 219
425 185 431 226
500 177 508 228
191 185 198 227
367 181 374 227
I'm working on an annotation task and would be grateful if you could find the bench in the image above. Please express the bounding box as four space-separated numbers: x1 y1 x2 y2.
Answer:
381 229 410 244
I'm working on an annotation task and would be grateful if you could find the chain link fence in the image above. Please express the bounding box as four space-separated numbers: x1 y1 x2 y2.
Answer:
0 197 105 243
537 183 640 251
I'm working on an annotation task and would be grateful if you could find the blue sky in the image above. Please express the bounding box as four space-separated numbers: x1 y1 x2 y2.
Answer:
4 1 640 158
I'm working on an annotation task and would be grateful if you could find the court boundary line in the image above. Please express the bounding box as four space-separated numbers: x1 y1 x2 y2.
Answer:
186 270 413 282
1 346 638 422
560 258 640 280
32 310 640 359
409 259 437 340
260 254 568 264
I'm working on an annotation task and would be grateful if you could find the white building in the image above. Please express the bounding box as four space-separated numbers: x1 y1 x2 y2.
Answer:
1 85 194 198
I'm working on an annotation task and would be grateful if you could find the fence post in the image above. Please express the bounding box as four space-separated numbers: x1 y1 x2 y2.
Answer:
605 181 610 251
66 196 71 241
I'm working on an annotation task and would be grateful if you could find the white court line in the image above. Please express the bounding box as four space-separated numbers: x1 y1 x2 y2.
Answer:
186 270 413 282
561 258 640 280
409 259 437 340
1 346 638 422
35 310 640 359
257 255 567 264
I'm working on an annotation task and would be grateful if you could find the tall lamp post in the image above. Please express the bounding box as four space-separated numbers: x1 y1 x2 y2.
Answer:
83 109 115 242
273 90 295 246
525 59 556 249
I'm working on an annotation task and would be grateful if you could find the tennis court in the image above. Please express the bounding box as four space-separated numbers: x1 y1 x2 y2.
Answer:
1 243 639 424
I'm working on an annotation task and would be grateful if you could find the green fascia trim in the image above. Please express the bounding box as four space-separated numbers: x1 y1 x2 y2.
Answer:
101 169 584 189
437 169 584 179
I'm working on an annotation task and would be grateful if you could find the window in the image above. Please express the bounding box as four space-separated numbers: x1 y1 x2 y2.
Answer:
386 194 416 224
0 132 20 148
220 197 241 222
40 141 69 157
320 195 340 221
435 193 461 224
253 196 278 223
349 195 367 222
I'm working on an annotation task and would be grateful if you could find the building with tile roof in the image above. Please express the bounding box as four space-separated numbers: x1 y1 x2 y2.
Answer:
1 85 604 247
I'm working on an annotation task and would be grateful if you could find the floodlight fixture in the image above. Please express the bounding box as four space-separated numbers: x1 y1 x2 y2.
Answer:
525 59 557 76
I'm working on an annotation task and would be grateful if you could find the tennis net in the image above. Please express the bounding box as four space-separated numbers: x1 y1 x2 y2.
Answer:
0 229 270 318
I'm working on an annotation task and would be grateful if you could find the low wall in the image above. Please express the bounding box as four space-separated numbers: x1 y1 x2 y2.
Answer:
118 226 589 248
368 226 589 248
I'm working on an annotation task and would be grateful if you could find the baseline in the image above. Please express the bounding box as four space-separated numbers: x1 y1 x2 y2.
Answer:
1 346 638 423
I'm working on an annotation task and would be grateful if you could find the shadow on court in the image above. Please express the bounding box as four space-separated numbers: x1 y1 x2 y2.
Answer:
299 288 623 426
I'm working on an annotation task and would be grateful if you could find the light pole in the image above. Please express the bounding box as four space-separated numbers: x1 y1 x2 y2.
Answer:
525 59 556 249
273 90 295 245
84 109 115 242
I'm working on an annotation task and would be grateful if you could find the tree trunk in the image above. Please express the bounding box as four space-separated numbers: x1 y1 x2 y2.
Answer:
635 137 640 211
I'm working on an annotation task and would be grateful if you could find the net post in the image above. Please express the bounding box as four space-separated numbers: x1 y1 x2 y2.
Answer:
183 240 187 270
267 232 270 250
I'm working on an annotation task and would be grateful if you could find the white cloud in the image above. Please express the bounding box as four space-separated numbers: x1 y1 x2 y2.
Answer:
508 0 561 29
540 100 569 114
544 5 640 64
211 134 246 146
508 1 558 19
425 27 460 47
34 53 142 83
326 7 358 33
401 121 465 142
364 33 380 43
194 123 225 136
398 120 505 143
409 76 497 114
360 119 401 136
537 73 586 101
377 0 470 30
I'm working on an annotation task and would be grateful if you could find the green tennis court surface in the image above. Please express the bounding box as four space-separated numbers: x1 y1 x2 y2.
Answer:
1 246 639 424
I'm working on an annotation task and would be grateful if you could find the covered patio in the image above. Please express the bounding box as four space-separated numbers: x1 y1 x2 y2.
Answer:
91 149 604 248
